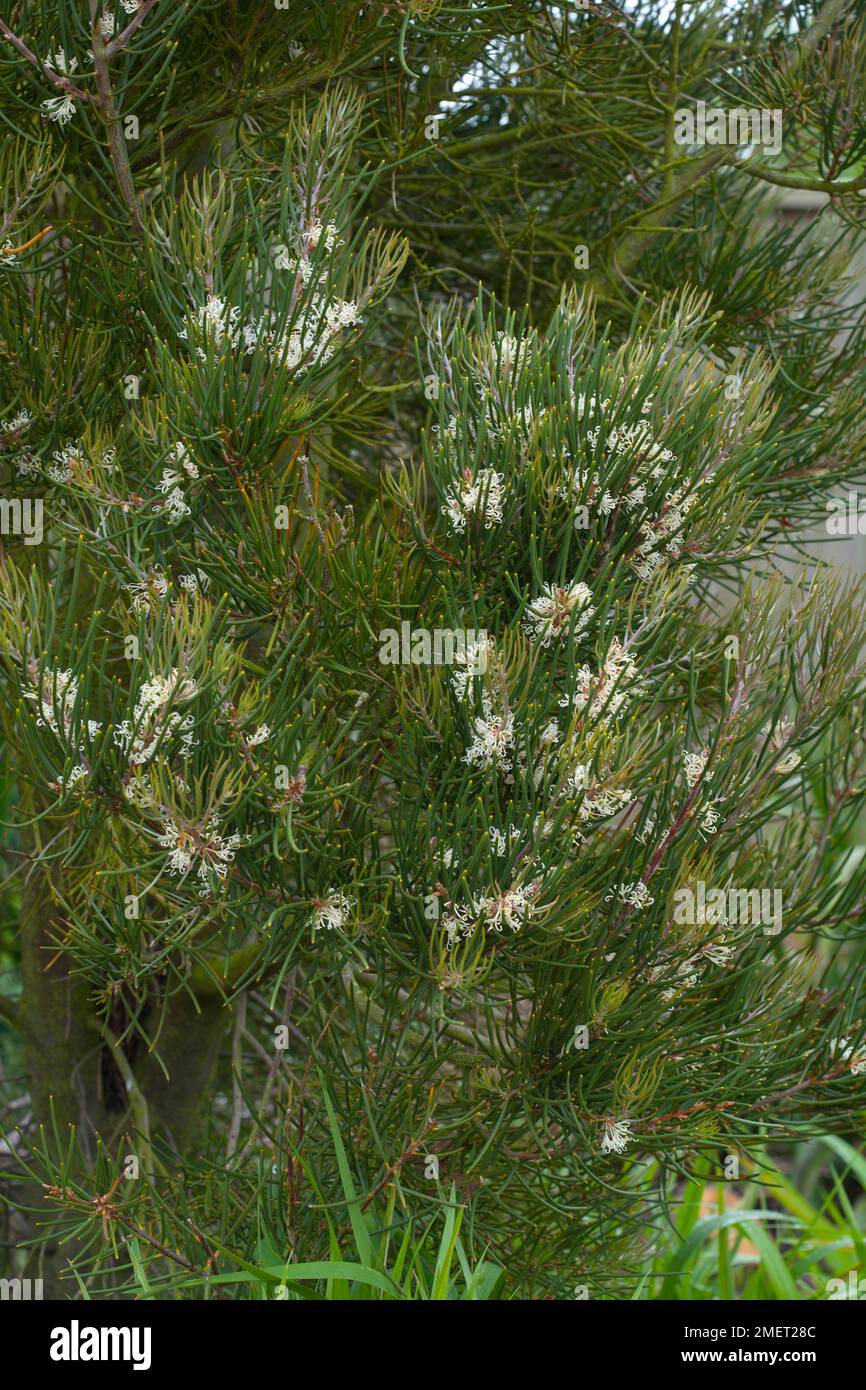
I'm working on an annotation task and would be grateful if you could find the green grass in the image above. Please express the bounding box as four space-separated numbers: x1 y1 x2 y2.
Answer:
639 1139 866 1300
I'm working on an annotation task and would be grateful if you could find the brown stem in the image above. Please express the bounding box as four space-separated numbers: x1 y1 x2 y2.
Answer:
91 18 145 238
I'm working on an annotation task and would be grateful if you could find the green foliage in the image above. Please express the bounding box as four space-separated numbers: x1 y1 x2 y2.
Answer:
1 0 866 1301
641 1139 866 1300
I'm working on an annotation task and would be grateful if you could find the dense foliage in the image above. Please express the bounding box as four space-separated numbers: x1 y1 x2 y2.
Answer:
1 0 866 1299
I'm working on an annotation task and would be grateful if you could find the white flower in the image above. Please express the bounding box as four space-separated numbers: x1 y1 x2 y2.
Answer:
450 635 494 700
326 299 358 329
488 824 519 857
701 938 735 967
441 903 473 944
157 467 183 494
121 0 140 12
559 637 637 725
24 666 79 737
575 392 610 422
443 468 504 532
126 571 168 611
1 409 32 432
169 442 199 479
179 296 242 353
565 764 633 822
699 801 721 835
590 418 674 474
464 703 514 772
496 333 528 376
830 1037 866 1076
45 49 78 75
309 888 353 932
765 720 801 773
99 13 116 37
631 486 696 579
156 813 241 884
41 95 77 124
523 581 594 647
600 1118 632 1155
114 669 197 766
474 881 539 934
247 723 271 748
606 881 653 909
574 780 633 822
123 775 155 809
46 440 84 483
683 748 709 788
306 219 338 251
159 487 191 524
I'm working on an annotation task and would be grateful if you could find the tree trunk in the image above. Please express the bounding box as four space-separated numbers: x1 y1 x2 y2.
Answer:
17 829 229 1297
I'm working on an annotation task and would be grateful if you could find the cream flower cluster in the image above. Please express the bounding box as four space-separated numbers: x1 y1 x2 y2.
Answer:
558 637 638 726
765 719 802 774
442 879 541 942
646 936 737 1003
606 880 653 909
114 669 197 766
156 812 242 885
179 253 360 376
489 823 520 856
45 440 86 484
41 50 78 125
450 635 494 701
24 665 101 750
683 748 709 788
1 408 32 434
154 443 199 525
309 888 354 932
830 1036 866 1076
631 485 695 581
567 765 633 827
464 702 515 774
523 580 594 647
126 571 169 612
600 1118 632 1154
442 467 504 533
564 390 699 578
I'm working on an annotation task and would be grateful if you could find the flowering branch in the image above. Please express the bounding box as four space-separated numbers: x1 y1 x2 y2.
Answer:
105 0 161 58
